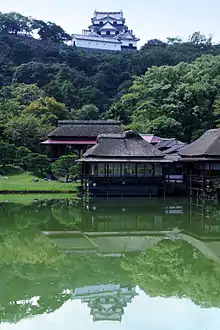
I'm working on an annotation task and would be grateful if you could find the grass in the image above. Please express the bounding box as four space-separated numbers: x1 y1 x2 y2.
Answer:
0 167 77 193
0 194 75 204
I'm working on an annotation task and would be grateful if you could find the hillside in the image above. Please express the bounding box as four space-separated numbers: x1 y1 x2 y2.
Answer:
1 11 220 154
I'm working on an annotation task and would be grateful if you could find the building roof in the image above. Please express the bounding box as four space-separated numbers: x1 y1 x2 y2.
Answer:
48 120 123 138
141 134 161 144
82 130 165 159
99 22 117 30
163 142 186 155
156 138 177 150
180 129 220 157
117 31 140 41
93 11 124 20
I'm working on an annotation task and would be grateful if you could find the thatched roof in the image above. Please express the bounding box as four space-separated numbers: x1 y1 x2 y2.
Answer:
180 129 220 157
48 120 123 138
83 130 164 159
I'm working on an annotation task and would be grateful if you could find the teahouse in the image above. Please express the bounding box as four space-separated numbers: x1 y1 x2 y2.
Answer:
180 128 220 198
78 130 185 197
41 120 123 159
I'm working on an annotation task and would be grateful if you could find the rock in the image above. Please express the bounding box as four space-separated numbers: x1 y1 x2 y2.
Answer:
34 178 39 182
0 176 8 180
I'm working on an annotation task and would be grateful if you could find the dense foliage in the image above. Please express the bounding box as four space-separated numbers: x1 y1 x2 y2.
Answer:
1 12 220 160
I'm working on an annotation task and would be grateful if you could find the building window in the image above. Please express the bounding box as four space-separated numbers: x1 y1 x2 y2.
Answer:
129 43 133 48
145 164 153 177
113 21 117 26
91 164 98 176
115 31 119 35
137 164 145 177
122 164 136 176
106 31 110 35
99 21 104 25
108 164 121 177
154 164 163 176
98 163 106 176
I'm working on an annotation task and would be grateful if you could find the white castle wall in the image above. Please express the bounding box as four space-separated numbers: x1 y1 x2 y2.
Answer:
121 39 137 48
73 38 121 51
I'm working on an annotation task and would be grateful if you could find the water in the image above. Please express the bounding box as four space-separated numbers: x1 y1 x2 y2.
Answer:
1 196 220 329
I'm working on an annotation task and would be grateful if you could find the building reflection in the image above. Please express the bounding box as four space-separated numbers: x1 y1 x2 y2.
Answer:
72 284 137 322
44 197 220 263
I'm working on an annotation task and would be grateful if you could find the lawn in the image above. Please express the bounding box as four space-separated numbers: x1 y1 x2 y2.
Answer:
0 194 75 204
0 167 77 193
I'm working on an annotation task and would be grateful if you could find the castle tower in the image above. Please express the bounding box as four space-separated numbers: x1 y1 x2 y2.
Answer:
72 11 139 51
72 284 137 322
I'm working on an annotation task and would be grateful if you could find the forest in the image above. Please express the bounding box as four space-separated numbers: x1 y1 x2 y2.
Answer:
1 11 220 171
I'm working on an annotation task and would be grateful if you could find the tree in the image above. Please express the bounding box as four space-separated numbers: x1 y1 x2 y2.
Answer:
4 114 50 150
0 84 44 105
72 104 100 120
24 97 69 125
122 240 220 308
112 56 220 141
188 31 212 45
15 146 31 168
52 155 76 182
0 142 16 167
12 62 50 86
145 116 182 138
22 153 50 176
0 12 32 35
33 20 71 43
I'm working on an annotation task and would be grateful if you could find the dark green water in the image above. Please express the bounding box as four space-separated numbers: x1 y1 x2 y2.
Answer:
1 196 220 329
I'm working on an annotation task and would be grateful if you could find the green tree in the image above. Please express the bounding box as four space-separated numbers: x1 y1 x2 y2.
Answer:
24 97 69 125
0 12 32 34
4 114 49 150
12 62 50 86
145 116 182 138
112 56 220 141
72 104 100 120
52 155 76 182
0 142 16 167
15 146 31 168
33 20 71 43
22 153 50 176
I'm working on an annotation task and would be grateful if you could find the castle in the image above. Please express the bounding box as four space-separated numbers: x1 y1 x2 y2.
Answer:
72 11 139 52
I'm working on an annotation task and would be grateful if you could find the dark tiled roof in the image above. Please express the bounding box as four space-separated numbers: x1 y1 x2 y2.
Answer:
156 138 177 150
163 143 186 155
83 130 164 158
48 120 123 138
180 129 220 157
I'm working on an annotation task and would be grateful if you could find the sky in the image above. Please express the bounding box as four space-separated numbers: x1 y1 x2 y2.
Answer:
1 0 220 46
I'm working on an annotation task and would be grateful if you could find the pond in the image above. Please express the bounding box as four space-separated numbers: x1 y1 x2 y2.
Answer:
1 196 220 329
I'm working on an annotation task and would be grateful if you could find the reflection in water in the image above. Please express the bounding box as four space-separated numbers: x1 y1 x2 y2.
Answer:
1 197 220 329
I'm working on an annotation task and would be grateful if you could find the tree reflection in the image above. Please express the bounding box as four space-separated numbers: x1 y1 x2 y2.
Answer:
122 240 220 308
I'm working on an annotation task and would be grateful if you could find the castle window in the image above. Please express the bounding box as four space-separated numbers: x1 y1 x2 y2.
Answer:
115 31 119 35
106 31 110 35
113 21 117 26
99 21 103 25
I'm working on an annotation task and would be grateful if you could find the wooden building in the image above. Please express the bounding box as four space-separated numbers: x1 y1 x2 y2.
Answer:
41 120 123 159
179 128 220 198
78 130 186 197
